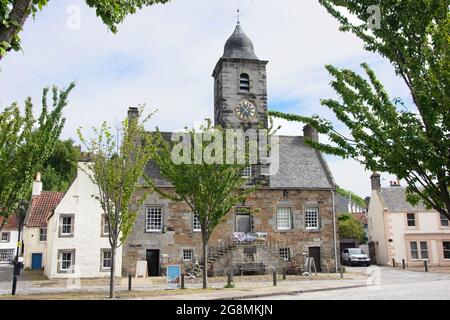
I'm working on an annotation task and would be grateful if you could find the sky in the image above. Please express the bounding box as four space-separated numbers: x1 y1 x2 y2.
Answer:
0 0 410 198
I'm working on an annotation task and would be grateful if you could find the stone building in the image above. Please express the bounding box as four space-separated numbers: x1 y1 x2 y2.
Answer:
122 23 339 276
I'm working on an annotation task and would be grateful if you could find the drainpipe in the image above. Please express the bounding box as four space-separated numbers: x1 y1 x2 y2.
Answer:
331 190 338 273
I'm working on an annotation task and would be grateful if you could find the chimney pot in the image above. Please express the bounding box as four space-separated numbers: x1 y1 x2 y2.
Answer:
371 172 381 191
303 124 319 143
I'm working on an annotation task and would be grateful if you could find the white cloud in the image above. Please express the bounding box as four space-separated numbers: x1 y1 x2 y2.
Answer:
0 0 411 198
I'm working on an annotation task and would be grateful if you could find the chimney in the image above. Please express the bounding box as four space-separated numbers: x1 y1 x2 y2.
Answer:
32 172 42 196
370 172 381 191
128 107 139 122
303 124 319 143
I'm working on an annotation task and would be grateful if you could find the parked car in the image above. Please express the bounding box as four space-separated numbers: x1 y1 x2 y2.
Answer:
342 248 371 266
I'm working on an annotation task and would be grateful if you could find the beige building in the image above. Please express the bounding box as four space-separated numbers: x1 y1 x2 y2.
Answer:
367 173 450 267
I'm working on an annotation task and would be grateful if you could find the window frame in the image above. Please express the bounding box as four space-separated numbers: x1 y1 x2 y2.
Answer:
39 228 47 242
192 213 201 233
241 165 252 179
101 214 110 237
59 214 75 238
409 241 429 261
276 207 293 231
239 73 250 92
0 232 10 243
183 249 194 262
100 249 112 272
58 249 75 274
406 213 417 228
443 241 450 260
279 248 291 262
304 207 320 231
145 205 163 233
439 214 449 228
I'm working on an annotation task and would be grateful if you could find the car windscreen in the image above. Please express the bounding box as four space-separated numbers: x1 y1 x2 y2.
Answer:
348 249 365 254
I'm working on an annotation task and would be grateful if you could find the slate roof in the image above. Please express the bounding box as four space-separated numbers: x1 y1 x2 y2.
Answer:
25 192 65 227
270 136 335 189
223 24 258 60
145 134 335 190
377 187 430 212
0 214 19 231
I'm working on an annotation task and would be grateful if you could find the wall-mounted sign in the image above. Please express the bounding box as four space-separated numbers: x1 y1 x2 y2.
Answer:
167 265 181 290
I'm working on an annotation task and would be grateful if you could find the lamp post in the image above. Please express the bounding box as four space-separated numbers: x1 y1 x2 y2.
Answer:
11 200 28 296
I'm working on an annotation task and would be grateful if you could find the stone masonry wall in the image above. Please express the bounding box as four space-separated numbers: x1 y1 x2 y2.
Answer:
122 188 338 275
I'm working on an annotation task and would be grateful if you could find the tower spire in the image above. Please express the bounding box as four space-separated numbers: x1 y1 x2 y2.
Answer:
236 9 240 25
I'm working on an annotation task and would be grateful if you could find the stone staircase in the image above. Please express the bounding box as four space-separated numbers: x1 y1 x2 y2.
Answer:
200 235 288 276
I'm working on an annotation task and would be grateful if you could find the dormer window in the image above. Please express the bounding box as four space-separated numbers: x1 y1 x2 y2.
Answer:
239 73 250 92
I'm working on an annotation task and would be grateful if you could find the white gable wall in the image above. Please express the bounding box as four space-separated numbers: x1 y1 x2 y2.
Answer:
46 162 122 278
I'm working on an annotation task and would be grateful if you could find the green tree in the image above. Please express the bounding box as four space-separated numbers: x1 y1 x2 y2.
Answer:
270 1 450 219
39 139 80 192
152 122 257 289
0 83 75 231
336 186 365 209
338 213 366 243
77 107 155 299
0 0 171 60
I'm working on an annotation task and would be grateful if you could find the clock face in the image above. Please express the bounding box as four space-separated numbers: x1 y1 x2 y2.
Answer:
235 100 256 121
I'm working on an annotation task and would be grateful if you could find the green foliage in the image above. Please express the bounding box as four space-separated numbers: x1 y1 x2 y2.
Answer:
0 82 75 229
39 139 80 192
0 0 171 59
336 186 365 208
151 121 258 288
338 213 366 243
77 106 156 298
270 1 450 219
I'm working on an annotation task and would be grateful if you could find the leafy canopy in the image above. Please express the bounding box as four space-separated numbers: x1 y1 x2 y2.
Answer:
270 1 450 219
0 82 75 229
338 213 367 243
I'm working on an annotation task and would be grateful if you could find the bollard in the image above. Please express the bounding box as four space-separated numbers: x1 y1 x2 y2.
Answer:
392 258 396 268
273 270 277 286
282 268 286 280
128 274 132 291
181 274 185 289
424 260 428 272
340 266 344 279
227 271 233 287
402 259 406 269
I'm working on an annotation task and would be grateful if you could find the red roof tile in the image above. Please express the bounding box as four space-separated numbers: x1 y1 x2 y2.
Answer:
25 192 65 227
0 214 19 231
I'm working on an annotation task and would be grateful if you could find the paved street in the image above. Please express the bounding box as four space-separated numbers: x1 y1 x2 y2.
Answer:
251 266 450 300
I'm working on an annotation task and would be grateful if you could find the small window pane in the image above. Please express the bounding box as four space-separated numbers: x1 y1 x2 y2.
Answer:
410 242 419 259
277 208 292 230
1 233 9 242
62 216 72 234
61 252 72 270
407 213 416 227
279 248 290 261
39 228 47 241
183 249 193 261
420 242 428 259
193 214 201 232
146 206 163 232
443 242 450 259
440 214 449 227
241 166 252 178
240 73 250 91
305 207 319 230
102 250 112 269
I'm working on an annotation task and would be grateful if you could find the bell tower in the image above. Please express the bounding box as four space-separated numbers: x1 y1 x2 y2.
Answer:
212 23 268 129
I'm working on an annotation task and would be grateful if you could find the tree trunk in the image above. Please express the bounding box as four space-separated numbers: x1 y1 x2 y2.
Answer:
0 0 33 59
109 246 116 299
202 233 208 289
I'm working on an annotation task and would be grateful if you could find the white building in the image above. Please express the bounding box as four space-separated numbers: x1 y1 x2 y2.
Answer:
23 163 122 278
45 162 122 278
0 215 19 264
367 173 450 267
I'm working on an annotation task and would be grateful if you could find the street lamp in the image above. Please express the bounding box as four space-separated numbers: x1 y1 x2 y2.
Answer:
11 200 28 295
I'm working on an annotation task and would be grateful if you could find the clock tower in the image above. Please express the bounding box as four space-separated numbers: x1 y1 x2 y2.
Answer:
212 23 268 130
